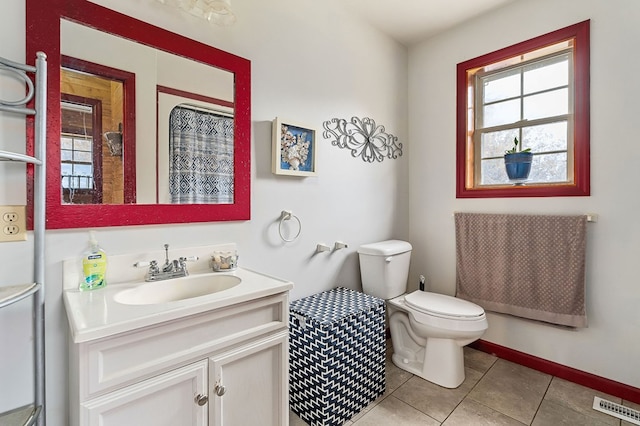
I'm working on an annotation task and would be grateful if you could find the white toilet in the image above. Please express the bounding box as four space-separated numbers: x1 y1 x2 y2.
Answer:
357 240 488 388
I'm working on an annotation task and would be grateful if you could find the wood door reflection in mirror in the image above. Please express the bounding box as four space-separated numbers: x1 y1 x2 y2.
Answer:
60 95 102 204
60 56 136 205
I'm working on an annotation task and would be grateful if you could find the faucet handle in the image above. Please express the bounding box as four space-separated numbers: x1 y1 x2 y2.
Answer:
134 260 159 273
177 256 198 277
178 256 199 268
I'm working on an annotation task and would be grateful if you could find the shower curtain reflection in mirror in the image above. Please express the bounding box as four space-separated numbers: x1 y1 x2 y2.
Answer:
169 105 234 204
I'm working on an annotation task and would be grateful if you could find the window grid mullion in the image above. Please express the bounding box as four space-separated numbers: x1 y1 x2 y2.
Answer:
482 84 570 108
481 149 568 161
476 114 571 134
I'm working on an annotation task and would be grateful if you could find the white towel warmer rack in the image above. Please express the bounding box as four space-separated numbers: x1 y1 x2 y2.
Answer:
0 52 47 426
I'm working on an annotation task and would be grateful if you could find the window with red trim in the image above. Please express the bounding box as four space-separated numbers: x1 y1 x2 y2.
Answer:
456 20 590 198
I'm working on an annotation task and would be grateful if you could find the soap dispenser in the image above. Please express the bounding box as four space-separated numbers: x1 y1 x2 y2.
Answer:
79 231 108 291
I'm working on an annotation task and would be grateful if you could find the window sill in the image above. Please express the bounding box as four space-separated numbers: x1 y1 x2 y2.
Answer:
456 182 590 198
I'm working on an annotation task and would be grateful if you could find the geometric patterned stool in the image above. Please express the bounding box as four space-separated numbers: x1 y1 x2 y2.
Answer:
289 287 386 426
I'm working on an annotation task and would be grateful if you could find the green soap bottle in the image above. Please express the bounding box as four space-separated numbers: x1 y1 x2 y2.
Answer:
79 231 107 291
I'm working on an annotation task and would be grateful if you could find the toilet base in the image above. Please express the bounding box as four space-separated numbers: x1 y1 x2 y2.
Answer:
391 336 465 389
388 303 486 389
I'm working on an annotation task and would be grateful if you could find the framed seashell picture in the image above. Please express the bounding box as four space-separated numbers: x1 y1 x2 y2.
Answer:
272 117 317 177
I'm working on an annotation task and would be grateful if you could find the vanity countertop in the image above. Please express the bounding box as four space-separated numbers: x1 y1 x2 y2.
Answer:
63 267 293 343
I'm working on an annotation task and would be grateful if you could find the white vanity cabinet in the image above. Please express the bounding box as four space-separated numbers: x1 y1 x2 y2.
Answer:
68 292 290 426
209 331 288 426
81 359 209 425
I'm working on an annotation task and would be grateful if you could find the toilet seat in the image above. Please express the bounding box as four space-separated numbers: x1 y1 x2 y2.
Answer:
404 291 485 321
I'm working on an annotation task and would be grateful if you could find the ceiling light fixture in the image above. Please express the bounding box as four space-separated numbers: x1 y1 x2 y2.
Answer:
156 0 236 25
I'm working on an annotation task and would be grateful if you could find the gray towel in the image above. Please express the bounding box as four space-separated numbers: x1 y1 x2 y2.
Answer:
455 213 587 327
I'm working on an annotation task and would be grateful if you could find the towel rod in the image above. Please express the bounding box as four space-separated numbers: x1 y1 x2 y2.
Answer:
451 212 598 222
585 214 598 222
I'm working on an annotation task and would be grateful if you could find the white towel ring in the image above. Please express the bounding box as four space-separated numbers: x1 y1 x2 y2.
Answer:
278 210 302 242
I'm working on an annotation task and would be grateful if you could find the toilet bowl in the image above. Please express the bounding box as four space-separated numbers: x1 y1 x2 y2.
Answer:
388 291 487 388
357 240 488 389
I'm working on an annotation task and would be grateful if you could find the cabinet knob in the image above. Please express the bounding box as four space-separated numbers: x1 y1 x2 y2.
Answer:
195 394 209 406
214 384 226 396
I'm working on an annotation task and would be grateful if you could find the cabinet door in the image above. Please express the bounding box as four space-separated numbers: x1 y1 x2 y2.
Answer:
209 331 288 426
81 360 208 426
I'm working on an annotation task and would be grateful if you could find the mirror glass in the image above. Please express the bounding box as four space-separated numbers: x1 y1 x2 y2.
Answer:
27 0 251 228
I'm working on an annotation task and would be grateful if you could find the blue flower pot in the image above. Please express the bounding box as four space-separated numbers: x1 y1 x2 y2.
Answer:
504 152 533 181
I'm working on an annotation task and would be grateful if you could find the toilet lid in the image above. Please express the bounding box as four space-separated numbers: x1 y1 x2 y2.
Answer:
404 291 485 319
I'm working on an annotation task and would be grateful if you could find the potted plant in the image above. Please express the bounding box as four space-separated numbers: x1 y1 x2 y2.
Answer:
504 137 533 182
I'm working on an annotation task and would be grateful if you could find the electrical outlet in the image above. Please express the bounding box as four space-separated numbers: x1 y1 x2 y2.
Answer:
3 212 18 222
0 205 27 242
4 225 20 235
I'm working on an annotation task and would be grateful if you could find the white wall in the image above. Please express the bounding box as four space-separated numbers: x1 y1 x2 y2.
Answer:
0 0 408 423
408 0 640 389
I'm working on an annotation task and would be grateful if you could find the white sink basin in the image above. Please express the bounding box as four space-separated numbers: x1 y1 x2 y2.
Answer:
114 274 241 305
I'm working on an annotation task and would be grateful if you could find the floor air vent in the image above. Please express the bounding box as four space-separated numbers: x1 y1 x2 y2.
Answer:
593 396 640 425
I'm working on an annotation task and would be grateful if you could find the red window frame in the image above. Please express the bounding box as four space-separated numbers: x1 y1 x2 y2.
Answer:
456 20 590 198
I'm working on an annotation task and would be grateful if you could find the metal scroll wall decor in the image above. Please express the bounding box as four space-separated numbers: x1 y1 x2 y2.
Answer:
322 116 402 163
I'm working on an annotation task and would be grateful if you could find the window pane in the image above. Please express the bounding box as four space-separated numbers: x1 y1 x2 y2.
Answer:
523 88 568 120
524 55 569 94
480 157 508 185
75 151 93 163
528 152 567 182
61 164 72 175
61 149 73 161
74 164 93 176
483 99 520 127
483 70 521 103
61 137 73 150
74 138 93 152
522 122 567 153
481 129 519 158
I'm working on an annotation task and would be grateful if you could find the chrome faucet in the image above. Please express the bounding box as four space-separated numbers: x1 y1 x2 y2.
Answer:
134 244 198 282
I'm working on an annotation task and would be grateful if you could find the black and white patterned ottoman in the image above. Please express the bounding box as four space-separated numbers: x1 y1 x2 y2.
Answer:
289 287 386 426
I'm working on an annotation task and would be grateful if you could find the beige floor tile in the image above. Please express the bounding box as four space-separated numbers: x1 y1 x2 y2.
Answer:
464 346 498 374
442 398 526 426
386 354 413 393
532 399 615 426
350 394 387 423
353 396 440 426
291 339 638 425
544 377 621 425
468 358 552 424
393 368 483 422
289 409 357 426
289 410 308 425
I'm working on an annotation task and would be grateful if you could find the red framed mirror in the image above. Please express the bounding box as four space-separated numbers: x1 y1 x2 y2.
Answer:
26 0 251 228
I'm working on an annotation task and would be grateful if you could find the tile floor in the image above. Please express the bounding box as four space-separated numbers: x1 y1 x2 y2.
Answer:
290 341 639 425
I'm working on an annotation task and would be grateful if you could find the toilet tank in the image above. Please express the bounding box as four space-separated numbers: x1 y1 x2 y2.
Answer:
357 240 412 300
